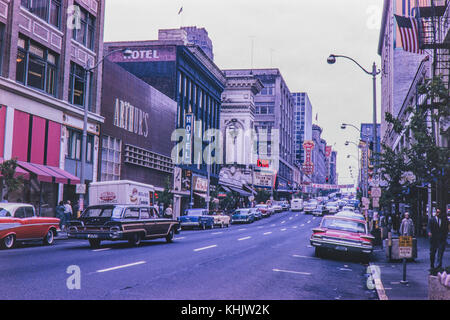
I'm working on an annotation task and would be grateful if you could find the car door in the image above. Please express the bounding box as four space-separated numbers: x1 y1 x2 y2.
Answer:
23 206 43 238
153 207 172 235
12 207 34 240
140 207 154 237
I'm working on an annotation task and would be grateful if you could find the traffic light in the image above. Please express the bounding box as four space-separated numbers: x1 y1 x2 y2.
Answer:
155 192 159 200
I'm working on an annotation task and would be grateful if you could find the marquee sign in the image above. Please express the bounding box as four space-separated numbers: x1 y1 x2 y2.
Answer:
302 141 315 175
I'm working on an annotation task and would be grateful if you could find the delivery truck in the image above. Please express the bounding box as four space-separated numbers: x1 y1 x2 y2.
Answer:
89 180 155 206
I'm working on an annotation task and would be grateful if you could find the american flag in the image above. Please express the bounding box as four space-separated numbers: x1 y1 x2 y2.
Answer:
394 15 424 54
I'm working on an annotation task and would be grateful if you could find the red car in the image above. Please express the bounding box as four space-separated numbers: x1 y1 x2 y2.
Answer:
0 203 60 249
310 215 374 260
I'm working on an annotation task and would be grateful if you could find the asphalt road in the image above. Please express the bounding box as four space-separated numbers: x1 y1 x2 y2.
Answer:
0 210 378 300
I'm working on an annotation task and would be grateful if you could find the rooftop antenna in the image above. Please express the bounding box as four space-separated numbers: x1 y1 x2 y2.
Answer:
250 36 256 72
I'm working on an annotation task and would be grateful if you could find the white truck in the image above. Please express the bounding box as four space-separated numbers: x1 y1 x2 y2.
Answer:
88 180 156 206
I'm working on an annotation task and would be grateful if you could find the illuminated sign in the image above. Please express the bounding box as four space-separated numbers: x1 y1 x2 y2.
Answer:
257 159 270 168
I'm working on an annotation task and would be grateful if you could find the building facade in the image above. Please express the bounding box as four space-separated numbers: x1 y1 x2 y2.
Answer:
311 124 327 184
222 69 295 193
99 60 177 191
292 92 313 166
104 37 226 213
0 0 106 214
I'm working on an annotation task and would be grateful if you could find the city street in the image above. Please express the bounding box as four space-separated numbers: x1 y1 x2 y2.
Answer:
0 210 377 300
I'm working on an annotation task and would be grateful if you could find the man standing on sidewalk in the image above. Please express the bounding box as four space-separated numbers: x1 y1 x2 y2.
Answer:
400 212 415 237
427 208 449 273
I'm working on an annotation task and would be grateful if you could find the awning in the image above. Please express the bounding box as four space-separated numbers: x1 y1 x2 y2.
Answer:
229 186 252 197
0 158 30 179
243 185 257 195
194 192 207 199
17 161 80 185
218 185 232 193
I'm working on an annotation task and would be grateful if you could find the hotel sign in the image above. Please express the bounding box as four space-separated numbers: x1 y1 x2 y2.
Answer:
108 46 177 63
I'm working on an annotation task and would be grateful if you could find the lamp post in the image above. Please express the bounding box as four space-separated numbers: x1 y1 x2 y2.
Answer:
78 48 132 211
345 141 361 189
328 54 380 174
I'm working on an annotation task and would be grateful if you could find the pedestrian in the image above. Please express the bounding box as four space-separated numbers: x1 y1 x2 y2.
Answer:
164 204 173 219
64 200 73 220
427 208 449 273
399 212 415 237
55 201 66 231
0 195 7 203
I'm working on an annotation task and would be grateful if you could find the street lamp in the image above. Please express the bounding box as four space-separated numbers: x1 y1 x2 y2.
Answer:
329 54 380 173
78 48 132 211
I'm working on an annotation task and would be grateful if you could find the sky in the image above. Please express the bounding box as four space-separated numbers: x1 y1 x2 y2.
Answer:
104 0 384 187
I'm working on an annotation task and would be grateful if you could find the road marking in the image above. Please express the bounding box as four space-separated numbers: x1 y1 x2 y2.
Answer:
238 228 247 231
289 217 293 220
281 221 286 224
257 226 264 229
280 228 287 231
263 232 272 235
273 268 311 276
313 217 317 220
370 263 389 300
92 248 111 252
271 224 276 227
238 236 251 241
339 268 353 272
301 224 305 227
292 254 319 260
96 261 146 273
174 237 185 240
194 245 218 252
295 214 299 217
292 226 298 229
307 221 311 224
211 232 223 235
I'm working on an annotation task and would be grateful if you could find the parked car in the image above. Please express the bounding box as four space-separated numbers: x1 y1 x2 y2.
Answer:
179 208 215 230
304 201 318 214
335 211 366 222
0 203 60 249
255 204 273 217
310 215 374 260
232 209 255 224
249 208 262 220
341 206 355 212
325 202 339 214
290 198 304 211
67 204 180 248
280 201 290 211
209 211 231 228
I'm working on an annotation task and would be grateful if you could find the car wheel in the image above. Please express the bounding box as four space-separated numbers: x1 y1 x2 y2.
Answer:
89 239 101 249
315 247 323 258
201 223 206 230
128 233 142 247
166 228 174 243
43 229 55 246
221 222 224 228
2 234 15 249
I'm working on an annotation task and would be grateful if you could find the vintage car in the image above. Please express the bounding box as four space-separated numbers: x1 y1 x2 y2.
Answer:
249 208 262 220
312 205 327 217
255 204 273 218
335 211 366 222
325 202 339 214
271 203 283 213
0 203 60 249
304 201 318 214
67 205 180 248
231 209 255 224
209 211 231 228
179 208 214 230
310 215 374 260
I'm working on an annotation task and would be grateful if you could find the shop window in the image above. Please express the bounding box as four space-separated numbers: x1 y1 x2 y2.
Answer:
0 24 4 75
66 128 94 163
16 36 58 97
101 135 121 181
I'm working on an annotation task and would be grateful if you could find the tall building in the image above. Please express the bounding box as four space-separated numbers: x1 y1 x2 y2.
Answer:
292 92 313 166
0 0 106 214
222 69 295 193
311 125 327 184
158 26 214 61
104 38 226 213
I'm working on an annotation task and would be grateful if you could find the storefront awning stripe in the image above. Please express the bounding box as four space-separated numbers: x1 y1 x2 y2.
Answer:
17 161 79 185
17 161 54 183
44 166 80 185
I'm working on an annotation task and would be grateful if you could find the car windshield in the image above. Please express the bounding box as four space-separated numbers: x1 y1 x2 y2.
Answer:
256 205 266 209
185 210 204 216
83 207 122 218
0 208 12 217
322 218 366 233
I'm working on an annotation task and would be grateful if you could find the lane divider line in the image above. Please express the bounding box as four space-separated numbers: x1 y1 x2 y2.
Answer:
273 268 311 276
194 245 218 252
96 261 146 273
238 236 252 241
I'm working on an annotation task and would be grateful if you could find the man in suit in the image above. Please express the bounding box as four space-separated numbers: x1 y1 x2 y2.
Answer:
427 208 449 272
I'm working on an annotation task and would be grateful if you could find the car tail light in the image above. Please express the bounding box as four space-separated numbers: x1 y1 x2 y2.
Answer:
360 234 375 242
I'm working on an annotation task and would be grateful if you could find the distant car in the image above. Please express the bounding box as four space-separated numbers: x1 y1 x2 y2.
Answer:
290 198 304 211
280 201 290 211
249 208 262 220
0 203 60 249
310 215 374 260
335 211 366 222
337 200 347 209
232 209 255 224
325 202 339 214
312 205 326 216
209 211 231 228
271 204 283 213
341 206 355 212
179 208 214 230
255 204 272 218
304 202 317 214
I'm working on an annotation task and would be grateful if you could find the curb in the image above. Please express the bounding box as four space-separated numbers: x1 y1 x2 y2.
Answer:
369 263 389 300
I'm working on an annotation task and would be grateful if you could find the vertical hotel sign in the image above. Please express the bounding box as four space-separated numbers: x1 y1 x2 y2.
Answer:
302 141 315 175
184 113 194 164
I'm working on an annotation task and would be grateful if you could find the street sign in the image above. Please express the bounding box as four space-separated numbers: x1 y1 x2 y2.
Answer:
372 197 380 208
76 184 86 194
371 187 381 198
362 197 370 205
399 236 413 259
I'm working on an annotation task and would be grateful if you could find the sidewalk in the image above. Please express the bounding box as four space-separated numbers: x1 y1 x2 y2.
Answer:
370 236 450 300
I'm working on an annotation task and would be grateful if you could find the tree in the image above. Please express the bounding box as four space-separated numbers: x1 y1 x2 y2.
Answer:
158 176 173 209
0 159 24 200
